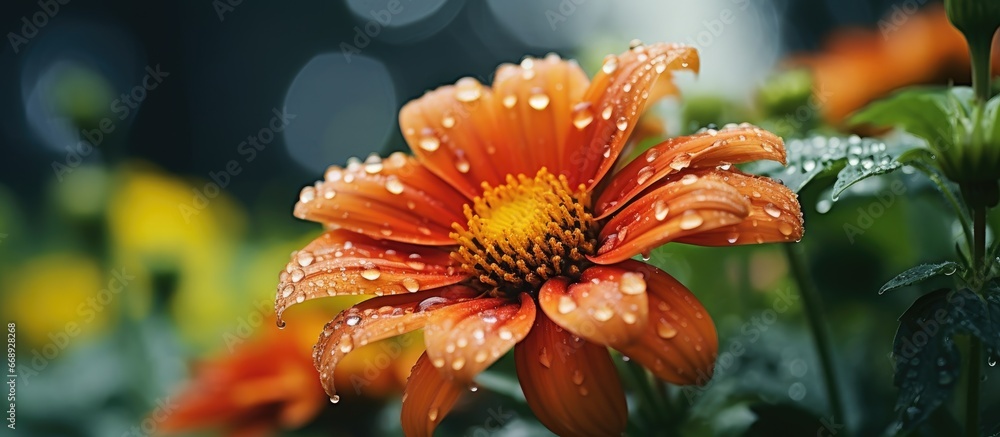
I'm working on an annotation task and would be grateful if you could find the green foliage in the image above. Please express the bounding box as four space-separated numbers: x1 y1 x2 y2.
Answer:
879 262 961 295
890 289 999 433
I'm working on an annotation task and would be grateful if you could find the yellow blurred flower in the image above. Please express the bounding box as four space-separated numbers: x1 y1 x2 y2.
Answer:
1 253 111 347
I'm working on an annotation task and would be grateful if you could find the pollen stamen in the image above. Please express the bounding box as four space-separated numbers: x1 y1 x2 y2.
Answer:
451 169 599 294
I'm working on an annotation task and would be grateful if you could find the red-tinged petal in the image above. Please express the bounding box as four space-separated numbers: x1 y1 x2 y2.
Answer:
514 312 627 436
674 169 804 246
590 172 749 265
294 152 468 245
275 230 470 324
400 352 465 437
312 286 481 399
564 43 700 188
491 54 591 174
537 268 648 348
613 261 717 385
595 124 785 218
423 293 535 382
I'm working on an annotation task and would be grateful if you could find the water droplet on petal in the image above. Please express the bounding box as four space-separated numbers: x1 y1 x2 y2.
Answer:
572 102 594 129
636 166 655 185
764 203 782 218
680 174 698 185
361 265 381 280
455 77 482 102
679 212 704 230
654 200 669 220
572 370 584 385
593 305 614 322
539 347 551 368
330 395 340 404
557 295 577 314
385 175 404 194
290 269 305 283
528 90 550 110
280 285 294 298
402 277 420 292
502 94 517 108
620 272 645 295
657 320 678 339
419 131 441 152
616 117 628 132
428 408 439 422
778 222 794 237
602 55 619 74
601 105 613 120
669 153 692 171
299 186 316 203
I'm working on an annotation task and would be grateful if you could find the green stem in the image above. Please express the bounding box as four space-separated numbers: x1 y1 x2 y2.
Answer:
783 244 848 431
969 38 993 102
966 206 986 437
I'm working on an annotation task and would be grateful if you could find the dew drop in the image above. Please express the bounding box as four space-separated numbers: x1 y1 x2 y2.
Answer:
442 114 456 129
616 117 628 132
528 90 550 110
402 277 420 292
361 266 382 280
645 148 660 162
345 314 361 326
764 203 782 218
593 306 614 322
657 320 678 339
455 77 482 102
419 132 441 152
384 175 404 194
726 232 740 244
502 94 517 108
280 285 294 298
452 357 466 370
455 157 471 173
428 408 439 422
778 222 794 237
290 269 305 283
680 174 698 185
295 295 305 303
330 395 340 404
602 55 619 74
572 102 594 129
572 370 585 385
988 356 997 367
558 295 577 314
299 186 316 203
679 212 704 230
601 105 613 120
669 153 692 171
636 166 655 185
539 347 552 368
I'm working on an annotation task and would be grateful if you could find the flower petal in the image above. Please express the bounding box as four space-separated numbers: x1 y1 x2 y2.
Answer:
590 172 749 265
400 78 512 199
613 261 717 385
295 152 469 245
564 42 700 188
275 230 470 324
537 267 649 348
423 293 535 382
595 124 785 218
491 54 591 175
514 312 627 436
674 169 804 246
312 286 480 399
400 352 465 437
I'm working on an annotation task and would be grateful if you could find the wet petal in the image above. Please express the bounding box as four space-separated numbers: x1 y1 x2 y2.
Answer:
613 261 717 385
595 124 785 218
400 352 465 437
537 267 649 348
674 169 804 246
312 286 480 399
295 152 468 245
564 42 700 188
275 230 470 323
514 312 627 436
591 172 749 265
423 293 535 382
492 54 591 175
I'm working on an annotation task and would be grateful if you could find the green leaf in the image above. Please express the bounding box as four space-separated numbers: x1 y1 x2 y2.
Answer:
890 289 960 433
849 87 975 154
898 148 973 243
891 289 999 433
745 135 915 197
879 262 961 294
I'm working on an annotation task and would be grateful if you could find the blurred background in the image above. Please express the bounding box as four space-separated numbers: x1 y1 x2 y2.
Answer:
1 0 998 436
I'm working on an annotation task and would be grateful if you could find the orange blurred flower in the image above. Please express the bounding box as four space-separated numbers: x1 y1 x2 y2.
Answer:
159 309 417 437
790 4 1000 123
276 42 803 436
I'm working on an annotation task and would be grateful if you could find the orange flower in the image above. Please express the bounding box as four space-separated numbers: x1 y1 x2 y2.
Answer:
276 42 803 436
159 310 416 437
789 4 1000 123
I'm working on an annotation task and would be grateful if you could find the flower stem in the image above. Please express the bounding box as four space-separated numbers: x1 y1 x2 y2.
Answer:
966 206 986 437
969 37 993 102
784 244 847 430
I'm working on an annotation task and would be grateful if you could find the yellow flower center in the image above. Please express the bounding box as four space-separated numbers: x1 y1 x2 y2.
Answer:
451 169 599 294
